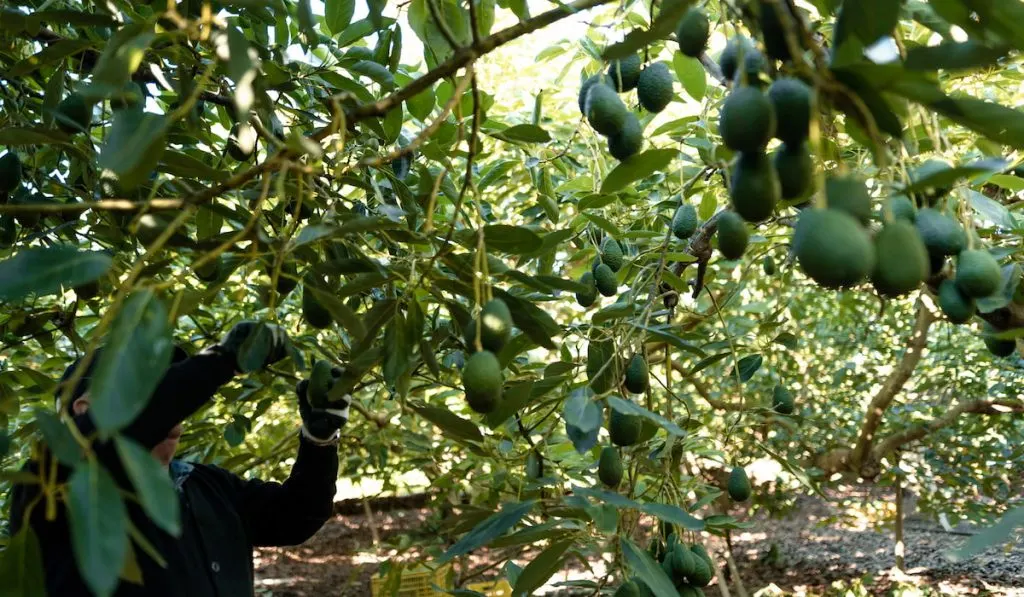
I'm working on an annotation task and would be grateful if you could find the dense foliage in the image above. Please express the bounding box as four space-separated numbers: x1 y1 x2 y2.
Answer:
1 0 1023 594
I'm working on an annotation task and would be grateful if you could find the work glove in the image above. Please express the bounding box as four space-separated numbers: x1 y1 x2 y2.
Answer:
217 321 292 373
296 363 350 445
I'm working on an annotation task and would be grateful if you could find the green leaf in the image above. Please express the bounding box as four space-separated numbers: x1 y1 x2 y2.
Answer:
34 410 82 466
482 224 543 254
159 151 229 181
967 190 1015 228
581 213 623 238
8 39 93 77
439 501 536 563
114 436 180 536
89 290 174 436
603 0 695 59
492 124 551 143
834 0 903 48
484 380 535 428
0 246 112 302
566 421 600 454
68 460 128 597
601 149 676 194
326 0 356 34
905 41 1010 71
903 158 1008 193
80 25 155 98
349 60 396 90
512 538 574 595
98 110 167 191
673 53 706 101
0 527 46 597
496 291 560 350
407 86 436 120
564 388 601 433
620 537 679 597
888 78 1024 149
592 302 636 324
607 395 685 436
640 503 705 531
409 402 484 444
308 286 367 341
731 354 763 382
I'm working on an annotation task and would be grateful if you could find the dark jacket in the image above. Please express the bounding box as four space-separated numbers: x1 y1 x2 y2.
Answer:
9 349 339 597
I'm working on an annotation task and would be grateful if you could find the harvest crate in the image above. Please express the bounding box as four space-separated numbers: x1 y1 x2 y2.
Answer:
369 563 452 597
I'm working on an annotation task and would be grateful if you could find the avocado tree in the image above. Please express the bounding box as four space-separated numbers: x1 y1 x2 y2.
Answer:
1 0 1023 595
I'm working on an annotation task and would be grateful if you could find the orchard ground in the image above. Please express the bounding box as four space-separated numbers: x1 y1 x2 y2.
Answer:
253 484 1024 596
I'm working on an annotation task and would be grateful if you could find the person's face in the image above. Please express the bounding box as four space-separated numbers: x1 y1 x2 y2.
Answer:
72 395 182 467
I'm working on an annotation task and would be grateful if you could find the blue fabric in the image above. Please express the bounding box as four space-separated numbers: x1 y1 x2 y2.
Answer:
169 460 194 492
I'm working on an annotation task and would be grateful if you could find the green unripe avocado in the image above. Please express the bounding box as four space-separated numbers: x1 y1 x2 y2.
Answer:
301 284 333 329
690 544 713 568
718 36 765 83
955 249 1002 298
526 449 543 479
720 86 776 152
614 580 641 597
760 0 800 60
607 53 642 92
587 338 619 393
74 280 100 300
601 237 624 272
716 211 749 260
773 142 813 200
608 113 644 161
730 151 780 223
464 298 513 353
594 263 618 297
772 384 795 415
578 74 610 115
273 261 299 297
687 549 714 586
623 353 649 394
576 271 599 307
938 279 975 324
585 83 629 136
672 545 697 581
227 122 258 161
672 203 699 239
194 255 222 282
826 175 873 225
307 359 335 408
598 446 623 487
883 195 917 223
982 323 1017 358
55 93 92 134
763 255 776 276
609 409 642 446
462 350 503 413
676 8 710 57
915 208 965 256
637 62 674 113
793 208 875 289
728 466 752 502
768 78 811 143
0 153 22 194
870 220 929 297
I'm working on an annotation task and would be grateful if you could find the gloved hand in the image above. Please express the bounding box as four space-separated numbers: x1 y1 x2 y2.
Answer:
296 366 350 444
218 321 292 373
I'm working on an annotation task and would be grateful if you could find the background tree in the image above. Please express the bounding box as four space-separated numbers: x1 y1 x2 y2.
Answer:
1 0 1023 595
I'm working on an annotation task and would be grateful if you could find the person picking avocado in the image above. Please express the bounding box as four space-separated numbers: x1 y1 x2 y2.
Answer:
8 321 351 597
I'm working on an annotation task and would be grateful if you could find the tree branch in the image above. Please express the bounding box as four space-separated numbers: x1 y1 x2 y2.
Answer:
849 300 936 470
345 0 618 122
871 399 1024 462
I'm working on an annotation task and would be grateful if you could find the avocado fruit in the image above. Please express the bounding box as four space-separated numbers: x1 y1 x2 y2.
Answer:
716 211 749 260
594 263 618 297
719 36 766 83
301 283 333 329
585 83 629 136
587 337 619 393
793 208 875 288
608 112 644 160
637 62 673 113
982 323 1017 358
760 0 801 60
955 249 1002 298
768 77 811 143
55 93 92 134
915 208 965 256
598 446 623 487
227 122 258 161
730 151 780 223
614 580 641 597
576 271 599 307
673 203 699 239
826 175 873 225
883 195 916 222
772 384 795 414
720 86 776 152
307 359 335 408
728 466 752 502
623 353 649 394
870 220 929 296
938 279 975 324
0 153 22 194
773 142 814 200
607 53 642 92
676 8 710 57
579 73 611 115
462 350 503 413
464 298 513 353
609 408 643 446
601 237 624 272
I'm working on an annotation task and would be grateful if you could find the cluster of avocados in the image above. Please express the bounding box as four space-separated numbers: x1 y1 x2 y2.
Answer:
577 46 676 161
461 298 514 413
621 530 717 596
576 236 626 307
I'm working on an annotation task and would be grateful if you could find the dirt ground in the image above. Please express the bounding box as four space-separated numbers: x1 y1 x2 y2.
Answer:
253 488 1024 596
